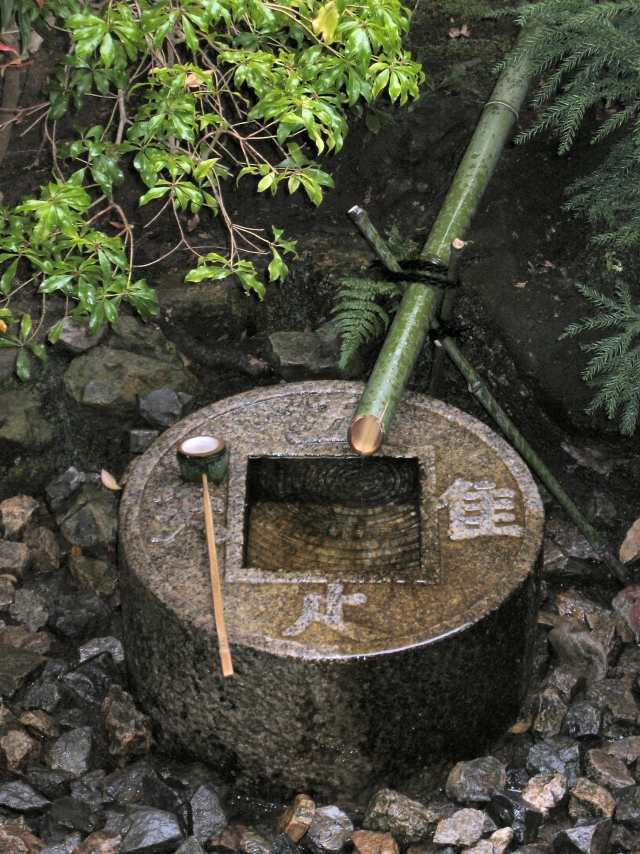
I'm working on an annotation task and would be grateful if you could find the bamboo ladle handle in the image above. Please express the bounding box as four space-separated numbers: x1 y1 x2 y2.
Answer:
201 472 234 677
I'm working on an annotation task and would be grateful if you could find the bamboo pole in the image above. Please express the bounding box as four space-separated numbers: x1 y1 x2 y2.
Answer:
348 210 629 585
348 31 533 455
202 473 234 677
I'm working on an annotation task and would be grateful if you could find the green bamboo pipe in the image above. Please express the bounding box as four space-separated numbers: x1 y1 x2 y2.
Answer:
349 32 533 455
349 210 629 585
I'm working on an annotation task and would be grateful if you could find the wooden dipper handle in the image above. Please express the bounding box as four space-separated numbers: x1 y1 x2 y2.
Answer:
201 473 234 677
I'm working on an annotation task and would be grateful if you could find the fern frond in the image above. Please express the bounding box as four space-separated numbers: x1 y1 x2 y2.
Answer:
333 277 401 370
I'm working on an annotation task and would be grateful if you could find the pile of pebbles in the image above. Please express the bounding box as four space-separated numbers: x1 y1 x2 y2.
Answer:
1 469 639 853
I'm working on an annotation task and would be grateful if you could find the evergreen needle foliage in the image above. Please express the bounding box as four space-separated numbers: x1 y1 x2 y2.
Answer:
502 1 640 434
332 277 401 370
562 281 640 435
503 0 640 250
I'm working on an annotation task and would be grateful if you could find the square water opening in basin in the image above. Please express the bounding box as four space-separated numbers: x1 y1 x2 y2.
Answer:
242 456 425 583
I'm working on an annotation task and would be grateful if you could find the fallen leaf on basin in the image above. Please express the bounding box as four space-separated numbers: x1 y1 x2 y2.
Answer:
619 517 640 563
101 469 122 491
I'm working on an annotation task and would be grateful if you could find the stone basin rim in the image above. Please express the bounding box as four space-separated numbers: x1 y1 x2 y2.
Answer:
120 380 544 661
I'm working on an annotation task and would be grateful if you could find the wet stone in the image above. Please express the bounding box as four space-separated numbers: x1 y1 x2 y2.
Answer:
533 689 568 737
0 728 40 771
0 495 39 539
521 773 567 816
103 686 153 760
121 806 184 852
615 785 640 828
489 827 514 854
46 467 95 514
306 806 354 854
568 777 616 819
42 835 83 854
0 573 16 609
120 384 544 794
23 527 60 572
432 808 495 848
552 819 611 854
0 540 30 576
611 584 640 642
527 737 581 787
58 486 118 550
48 590 111 639
69 555 118 598
23 677 61 712
565 702 601 739
487 790 544 846
0 645 45 697
57 316 106 354
278 793 315 842
175 840 206 854
351 830 399 854
189 783 227 843
0 819 44 853
585 748 635 789
49 796 99 833
363 789 436 844
129 430 160 455
602 740 640 771
585 680 639 730
139 387 193 429
79 636 125 665
10 589 49 631
48 727 93 778
0 624 51 654
547 624 607 684
72 831 123 853
25 766 74 800
445 756 507 803
19 710 60 739
545 667 583 704
0 780 50 812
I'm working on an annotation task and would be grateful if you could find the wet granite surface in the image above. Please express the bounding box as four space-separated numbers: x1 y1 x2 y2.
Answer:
119 382 544 796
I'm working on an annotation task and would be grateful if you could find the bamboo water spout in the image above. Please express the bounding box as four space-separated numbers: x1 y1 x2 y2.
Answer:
349 33 533 456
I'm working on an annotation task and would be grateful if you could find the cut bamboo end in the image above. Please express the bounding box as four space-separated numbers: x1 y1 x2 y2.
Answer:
349 415 384 456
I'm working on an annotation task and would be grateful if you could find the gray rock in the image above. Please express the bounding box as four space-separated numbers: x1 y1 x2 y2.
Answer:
585 748 635 789
46 467 94 513
521 773 567 816
601 735 640 764
433 808 495 848
487 790 544 846
307 805 354 854
527 736 581 787
190 783 227 842
545 666 583 704
615 785 640 828
0 348 16 381
548 623 607 684
552 819 611 854
586 679 639 730
48 727 93 777
565 701 602 739
130 429 160 454
267 321 360 381
103 685 153 760
534 688 568 737
48 589 110 639
176 841 206 854
23 677 61 711
109 315 178 363
568 777 616 819
121 806 184 852
64 346 195 414
57 316 105 353
10 588 49 630
0 573 15 609
23 526 60 572
138 387 193 429
0 539 30 576
69 554 118 597
0 495 39 539
58 485 118 549
24 766 74 800
49 795 99 832
446 756 507 803
79 636 125 664
41 835 83 854
0 388 54 448
364 788 437 843
0 779 50 811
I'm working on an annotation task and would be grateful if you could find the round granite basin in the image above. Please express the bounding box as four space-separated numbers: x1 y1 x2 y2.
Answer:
119 381 544 798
